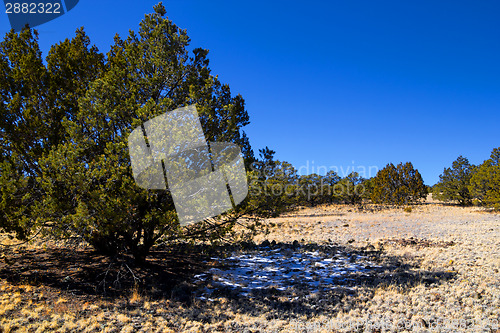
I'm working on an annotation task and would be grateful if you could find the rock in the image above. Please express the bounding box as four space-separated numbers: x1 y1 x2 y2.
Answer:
260 240 270 247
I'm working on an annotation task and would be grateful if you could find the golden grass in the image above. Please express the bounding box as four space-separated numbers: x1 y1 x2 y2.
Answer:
0 198 498 332
129 285 142 304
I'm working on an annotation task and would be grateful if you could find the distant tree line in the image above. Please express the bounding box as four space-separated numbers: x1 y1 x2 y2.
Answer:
250 145 500 215
247 147 428 216
433 147 500 209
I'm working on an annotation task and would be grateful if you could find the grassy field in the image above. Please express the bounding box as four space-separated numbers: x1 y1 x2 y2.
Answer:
0 197 499 332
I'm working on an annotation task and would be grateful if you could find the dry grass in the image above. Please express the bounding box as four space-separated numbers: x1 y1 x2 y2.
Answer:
0 197 499 332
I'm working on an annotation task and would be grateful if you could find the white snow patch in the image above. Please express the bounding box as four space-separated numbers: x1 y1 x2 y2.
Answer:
194 247 381 299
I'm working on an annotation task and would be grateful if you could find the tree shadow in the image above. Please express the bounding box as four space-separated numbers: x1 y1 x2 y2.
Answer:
0 243 219 302
187 241 458 318
0 240 457 317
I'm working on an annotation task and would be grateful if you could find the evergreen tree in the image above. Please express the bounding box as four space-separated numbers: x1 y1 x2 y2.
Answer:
433 156 474 205
322 170 341 204
469 147 500 209
371 162 427 205
0 3 254 262
247 148 297 217
0 27 105 241
336 172 365 205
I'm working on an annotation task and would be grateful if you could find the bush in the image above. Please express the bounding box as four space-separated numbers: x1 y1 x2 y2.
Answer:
371 162 427 206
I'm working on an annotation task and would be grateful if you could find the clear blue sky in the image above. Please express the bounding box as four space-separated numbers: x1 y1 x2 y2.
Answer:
2 1 499 185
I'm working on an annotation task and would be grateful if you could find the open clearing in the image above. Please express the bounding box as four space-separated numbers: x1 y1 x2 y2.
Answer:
0 198 499 332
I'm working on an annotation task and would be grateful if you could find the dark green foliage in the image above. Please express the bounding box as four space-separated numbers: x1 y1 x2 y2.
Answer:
0 4 254 261
469 147 500 209
296 173 325 206
433 156 474 206
371 162 427 206
361 177 374 201
294 170 341 206
247 150 347 212
0 27 106 241
335 172 365 205
247 148 298 217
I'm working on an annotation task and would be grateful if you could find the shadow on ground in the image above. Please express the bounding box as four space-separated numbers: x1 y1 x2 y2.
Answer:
0 243 217 300
0 240 457 317
189 240 457 318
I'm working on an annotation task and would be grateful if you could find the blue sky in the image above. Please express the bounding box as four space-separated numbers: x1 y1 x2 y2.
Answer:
2 1 499 184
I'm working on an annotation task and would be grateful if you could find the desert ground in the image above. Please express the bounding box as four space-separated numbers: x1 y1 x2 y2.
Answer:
0 197 498 332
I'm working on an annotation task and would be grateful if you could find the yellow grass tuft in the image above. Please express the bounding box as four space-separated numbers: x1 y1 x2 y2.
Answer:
129 285 142 304
116 313 131 323
56 297 67 304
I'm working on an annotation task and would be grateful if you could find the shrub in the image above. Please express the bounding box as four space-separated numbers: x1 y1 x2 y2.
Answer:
371 162 427 206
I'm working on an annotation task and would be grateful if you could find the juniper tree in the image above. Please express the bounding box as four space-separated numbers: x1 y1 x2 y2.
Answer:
0 3 254 262
433 156 474 206
371 162 427 206
469 147 500 209
0 27 106 241
247 148 298 217
336 172 365 205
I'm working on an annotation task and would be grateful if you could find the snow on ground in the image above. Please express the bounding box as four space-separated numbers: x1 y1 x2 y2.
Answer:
194 246 381 299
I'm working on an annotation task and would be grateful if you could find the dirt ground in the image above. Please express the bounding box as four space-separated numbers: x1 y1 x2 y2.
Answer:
0 198 498 332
